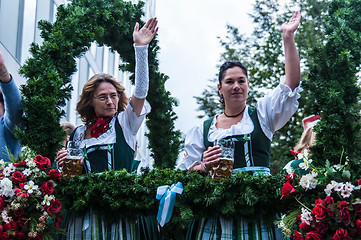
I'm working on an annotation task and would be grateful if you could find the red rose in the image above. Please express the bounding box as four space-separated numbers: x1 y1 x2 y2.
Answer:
324 196 334 206
281 181 296 199
12 162 26 167
16 231 26 240
314 221 329 235
356 219 361 235
355 204 361 217
45 199 62 215
312 204 327 220
41 181 54 195
34 155 51 170
8 221 17 231
13 208 24 218
358 178 361 186
0 232 8 240
299 222 312 233
305 231 322 240
315 198 324 205
11 171 26 184
296 214 302 221
0 197 5 211
326 207 334 217
339 201 348 209
54 214 64 228
292 230 303 240
332 228 352 240
339 207 350 224
48 169 61 181
286 173 296 181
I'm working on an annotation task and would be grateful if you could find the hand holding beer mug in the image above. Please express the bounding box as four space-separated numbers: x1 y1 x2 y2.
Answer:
62 141 83 178
208 138 235 179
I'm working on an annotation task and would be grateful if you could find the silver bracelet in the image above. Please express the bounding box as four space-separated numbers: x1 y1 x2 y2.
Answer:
0 71 8 77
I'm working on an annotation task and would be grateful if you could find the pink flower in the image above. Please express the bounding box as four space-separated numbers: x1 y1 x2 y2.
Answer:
14 183 28 198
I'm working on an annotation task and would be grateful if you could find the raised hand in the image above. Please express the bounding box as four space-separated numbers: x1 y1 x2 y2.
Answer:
280 11 301 37
133 17 158 46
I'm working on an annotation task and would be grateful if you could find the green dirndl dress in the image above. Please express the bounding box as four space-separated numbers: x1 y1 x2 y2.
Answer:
185 107 285 240
61 111 160 240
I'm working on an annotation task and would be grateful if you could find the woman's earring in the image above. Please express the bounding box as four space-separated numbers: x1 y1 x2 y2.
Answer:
219 94 224 105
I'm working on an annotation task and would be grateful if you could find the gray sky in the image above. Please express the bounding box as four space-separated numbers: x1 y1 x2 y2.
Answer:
155 0 254 135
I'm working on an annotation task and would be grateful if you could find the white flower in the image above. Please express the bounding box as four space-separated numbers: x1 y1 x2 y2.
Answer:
299 158 313 171
340 182 354 198
334 182 344 192
1 207 12 224
297 149 309 160
278 215 292 237
0 178 14 197
24 180 38 194
324 184 333 196
42 194 55 206
0 160 5 170
26 159 36 168
301 208 313 225
2 167 11 177
22 168 32 177
299 173 318 190
333 164 342 170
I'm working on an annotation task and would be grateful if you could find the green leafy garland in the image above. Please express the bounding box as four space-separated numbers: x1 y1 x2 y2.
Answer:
56 169 288 238
16 0 181 167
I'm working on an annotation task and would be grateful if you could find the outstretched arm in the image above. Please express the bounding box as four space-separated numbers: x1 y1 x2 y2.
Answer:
130 18 158 116
281 11 301 91
0 52 11 83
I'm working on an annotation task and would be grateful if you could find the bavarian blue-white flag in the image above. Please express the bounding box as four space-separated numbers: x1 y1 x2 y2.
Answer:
156 182 183 227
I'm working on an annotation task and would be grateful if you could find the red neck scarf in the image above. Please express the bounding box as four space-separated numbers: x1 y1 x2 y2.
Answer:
90 115 114 138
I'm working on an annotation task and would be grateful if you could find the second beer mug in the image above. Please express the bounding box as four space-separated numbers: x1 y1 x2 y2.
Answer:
208 138 235 179
62 141 83 178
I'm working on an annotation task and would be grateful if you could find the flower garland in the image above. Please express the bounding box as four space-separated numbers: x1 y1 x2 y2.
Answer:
280 150 361 239
0 148 64 239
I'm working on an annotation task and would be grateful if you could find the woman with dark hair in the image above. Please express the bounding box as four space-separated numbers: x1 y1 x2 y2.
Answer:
177 12 301 239
56 18 159 239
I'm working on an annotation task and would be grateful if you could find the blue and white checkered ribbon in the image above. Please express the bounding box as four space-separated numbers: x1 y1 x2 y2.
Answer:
156 182 183 227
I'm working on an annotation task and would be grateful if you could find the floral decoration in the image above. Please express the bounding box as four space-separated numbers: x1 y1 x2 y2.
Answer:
279 150 361 239
0 147 64 239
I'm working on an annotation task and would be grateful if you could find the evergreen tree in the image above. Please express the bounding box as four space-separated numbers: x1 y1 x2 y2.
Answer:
17 0 181 167
304 0 361 168
195 0 329 173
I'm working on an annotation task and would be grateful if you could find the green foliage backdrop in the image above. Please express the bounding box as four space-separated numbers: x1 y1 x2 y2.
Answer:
16 0 181 167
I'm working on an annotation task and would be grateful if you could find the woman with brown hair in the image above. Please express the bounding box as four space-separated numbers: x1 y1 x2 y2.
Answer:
56 18 159 239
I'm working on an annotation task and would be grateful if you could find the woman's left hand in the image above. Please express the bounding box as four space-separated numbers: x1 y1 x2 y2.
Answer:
280 11 301 37
133 17 158 46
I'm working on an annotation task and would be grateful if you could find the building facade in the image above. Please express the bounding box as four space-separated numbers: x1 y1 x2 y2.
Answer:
0 0 155 164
